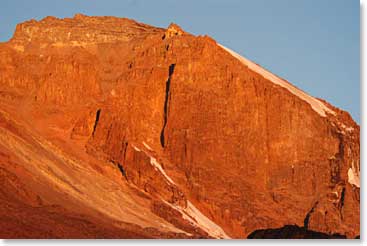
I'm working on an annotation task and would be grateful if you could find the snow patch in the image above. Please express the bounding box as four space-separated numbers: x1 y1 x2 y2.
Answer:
185 201 230 239
165 201 230 239
348 161 360 188
218 44 336 117
137 139 229 238
149 157 175 185
132 145 141 152
143 141 153 151
135 141 175 185
133 140 229 238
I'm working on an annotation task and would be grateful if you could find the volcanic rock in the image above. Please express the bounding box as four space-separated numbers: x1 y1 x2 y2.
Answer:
0 14 359 239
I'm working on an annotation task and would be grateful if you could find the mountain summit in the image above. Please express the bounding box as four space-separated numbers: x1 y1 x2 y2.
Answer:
0 15 359 239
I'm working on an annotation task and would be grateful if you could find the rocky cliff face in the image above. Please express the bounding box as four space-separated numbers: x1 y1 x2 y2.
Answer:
0 14 359 238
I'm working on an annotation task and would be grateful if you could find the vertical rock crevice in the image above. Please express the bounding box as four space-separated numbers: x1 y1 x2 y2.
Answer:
338 187 346 220
110 159 128 181
304 201 319 230
92 109 101 137
160 64 175 148
117 163 128 181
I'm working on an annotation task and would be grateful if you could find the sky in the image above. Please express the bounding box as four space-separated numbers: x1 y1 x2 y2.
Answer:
0 0 360 122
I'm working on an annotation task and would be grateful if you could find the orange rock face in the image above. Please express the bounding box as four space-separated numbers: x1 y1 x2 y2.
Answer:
0 14 359 239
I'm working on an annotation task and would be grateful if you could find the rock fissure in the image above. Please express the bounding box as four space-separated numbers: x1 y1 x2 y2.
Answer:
117 162 128 181
160 63 175 148
303 201 319 229
339 187 346 220
92 109 101 137
110 159 128 181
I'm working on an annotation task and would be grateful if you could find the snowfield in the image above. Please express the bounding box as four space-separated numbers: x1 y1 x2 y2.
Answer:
149 156 176 185
218 44 336 117
165 201 231 239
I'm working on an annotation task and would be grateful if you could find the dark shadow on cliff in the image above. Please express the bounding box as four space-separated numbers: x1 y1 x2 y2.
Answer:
247 225 349 239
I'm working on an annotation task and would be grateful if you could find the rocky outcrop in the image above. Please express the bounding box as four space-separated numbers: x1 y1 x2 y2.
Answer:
0 15 359 238
163 23 185 39
10 14 164 46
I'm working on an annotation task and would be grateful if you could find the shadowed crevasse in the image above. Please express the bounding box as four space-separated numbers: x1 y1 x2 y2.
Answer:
303 201 319 229
92 109 101 137
160 64 175 148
